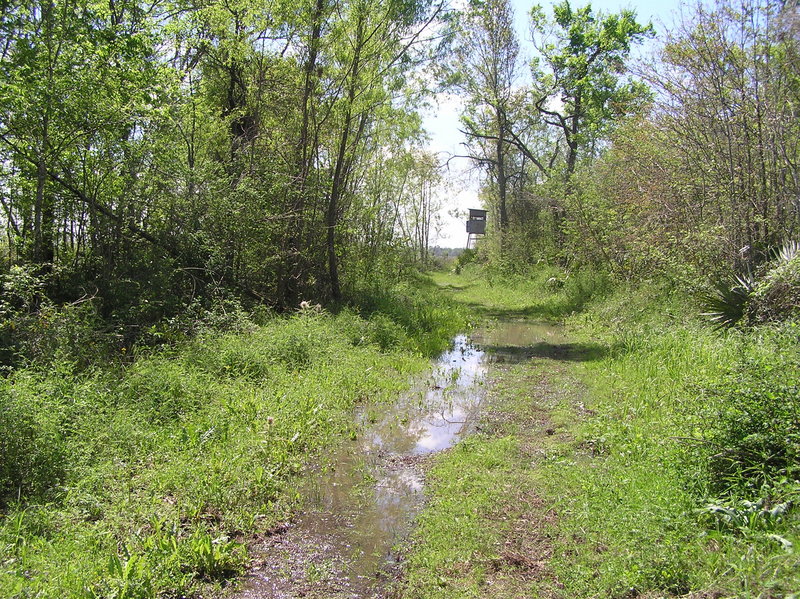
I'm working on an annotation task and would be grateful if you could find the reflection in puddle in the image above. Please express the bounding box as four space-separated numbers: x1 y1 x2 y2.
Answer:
241 323 558 598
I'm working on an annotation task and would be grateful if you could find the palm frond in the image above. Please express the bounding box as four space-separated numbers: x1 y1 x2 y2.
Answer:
701 273 755 329
776 240 800 265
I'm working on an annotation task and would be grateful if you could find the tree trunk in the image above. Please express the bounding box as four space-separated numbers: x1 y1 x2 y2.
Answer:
326 11 364 301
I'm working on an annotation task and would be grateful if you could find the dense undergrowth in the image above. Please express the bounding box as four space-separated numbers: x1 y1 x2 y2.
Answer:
557 285 799 597
0 278 467 598
410 267 799 598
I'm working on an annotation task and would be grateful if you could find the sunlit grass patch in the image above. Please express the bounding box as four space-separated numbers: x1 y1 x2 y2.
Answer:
400 435 522 598
542 288 800 597
430 267 610 320
0 303 456 598
419 272 800 598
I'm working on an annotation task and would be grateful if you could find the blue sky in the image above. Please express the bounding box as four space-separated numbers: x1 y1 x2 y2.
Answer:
429 0 687 247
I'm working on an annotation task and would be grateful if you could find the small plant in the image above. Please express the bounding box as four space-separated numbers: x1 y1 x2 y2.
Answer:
106 549 154 599
702 240 800 328
305 559 335 583
701 273 755 329
698 497 792 535
0 383 66 506
365 313 407 351
750 240 800 323
182 529 246 580
698 350 800 497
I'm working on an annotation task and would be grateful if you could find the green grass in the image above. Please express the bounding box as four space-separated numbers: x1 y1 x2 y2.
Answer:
429 267 610 319
0 284 467 599
551 300 800 598
400 435 522 598
397 355 568 598
401 268 800 599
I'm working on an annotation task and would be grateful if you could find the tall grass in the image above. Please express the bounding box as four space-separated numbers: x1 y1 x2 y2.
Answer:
344 274 470 356
0 291 466 598
543 285 800 597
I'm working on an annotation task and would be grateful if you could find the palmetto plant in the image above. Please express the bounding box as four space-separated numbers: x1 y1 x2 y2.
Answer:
776 239 800 264
702 240 800 328
701 272 756 329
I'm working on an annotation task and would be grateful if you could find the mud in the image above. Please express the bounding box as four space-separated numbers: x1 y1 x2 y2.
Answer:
237 334 487 598
236 321 566 598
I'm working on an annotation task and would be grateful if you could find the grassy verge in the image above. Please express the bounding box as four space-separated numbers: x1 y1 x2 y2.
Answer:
397 357 575 598
400 269 799 598
0 283 467 598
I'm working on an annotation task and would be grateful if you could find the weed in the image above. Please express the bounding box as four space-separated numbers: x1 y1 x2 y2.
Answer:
0 299 457 598
182 529 245 580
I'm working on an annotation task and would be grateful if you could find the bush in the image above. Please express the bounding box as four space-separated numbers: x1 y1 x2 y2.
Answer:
345 277 467 356
750 242 800 323
702 358 800 496
121 360 211 422
453 248 477 274
702 240 800 328
365 313 407 351
0 380 67 506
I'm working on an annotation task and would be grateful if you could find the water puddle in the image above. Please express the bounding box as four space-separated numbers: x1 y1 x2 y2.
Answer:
472 320 598 363
239 335 488 598
238 320 571 598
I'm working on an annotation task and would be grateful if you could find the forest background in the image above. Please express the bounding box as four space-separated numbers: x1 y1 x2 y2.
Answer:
0 0 799 596
0 0 798 334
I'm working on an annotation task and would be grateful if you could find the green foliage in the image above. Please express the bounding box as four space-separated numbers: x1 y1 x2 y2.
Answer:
750 241 800 324
0 0 448 335
421 272 800 597
453 248 477 274
0 300 461 597
701 348 800 496
401 435 522 598
701 241 800 328
701 273 755 329
562 286 800 596
181 529 245 580
345 276 469 356
0 382 67 506
529 0 654 174
432 265 610 320
699 497 794 537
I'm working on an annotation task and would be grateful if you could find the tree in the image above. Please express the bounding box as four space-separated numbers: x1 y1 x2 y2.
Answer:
0 0 170 276
321 0 446 299
529 1 653 180
453 0 521 238
641 0 800 270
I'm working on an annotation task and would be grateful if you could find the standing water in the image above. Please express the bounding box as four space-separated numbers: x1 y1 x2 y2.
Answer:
239 334 488 598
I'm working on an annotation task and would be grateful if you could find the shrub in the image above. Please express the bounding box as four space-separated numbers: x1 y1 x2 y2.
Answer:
365 313 407 351
0 381 67 506
750 242 800 323
702 240 800 328
454 248 477 274
701 353 800 496
121 359 210 422
345 277 466 356
700 273 755 329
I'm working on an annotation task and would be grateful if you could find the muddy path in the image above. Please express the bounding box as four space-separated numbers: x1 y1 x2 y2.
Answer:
236 334 488 598
234 320 570 598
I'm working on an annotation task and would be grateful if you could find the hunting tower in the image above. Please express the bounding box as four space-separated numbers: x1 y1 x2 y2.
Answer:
466 209 487 249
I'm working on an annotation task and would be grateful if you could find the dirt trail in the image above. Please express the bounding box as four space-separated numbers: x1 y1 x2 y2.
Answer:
465 321 574 596
233 319 577 598
235 335 488 598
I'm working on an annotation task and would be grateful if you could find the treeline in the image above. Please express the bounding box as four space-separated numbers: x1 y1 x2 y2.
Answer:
455 0 800 300
0 0 448 355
